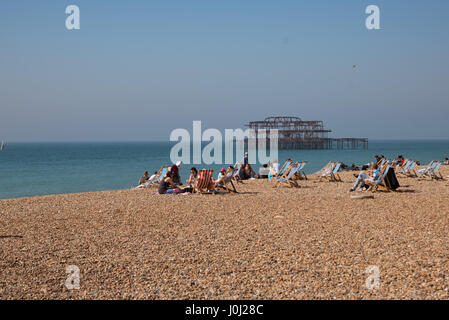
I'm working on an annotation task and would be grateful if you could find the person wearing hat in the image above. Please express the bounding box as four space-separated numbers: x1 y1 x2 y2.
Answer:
170 161 183 185
217 167 226 181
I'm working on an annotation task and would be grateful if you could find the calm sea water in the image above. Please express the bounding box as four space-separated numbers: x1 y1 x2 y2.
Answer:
1 140 448 199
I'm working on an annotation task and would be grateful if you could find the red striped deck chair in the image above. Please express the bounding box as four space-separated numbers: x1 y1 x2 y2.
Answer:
194 169 215 194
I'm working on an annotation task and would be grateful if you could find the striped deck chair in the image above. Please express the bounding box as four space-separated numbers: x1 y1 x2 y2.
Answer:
396 160 412 174
316 161 333 177
427 162 443 180
274 160 292 179
194 169 215 194
366 164 393 192
377 158 386 167
269 160 293 182
417 161 438 176
232 162 245 183
151 167 168 187
274 163 300 188
404 161 418 177
296 161 308 180
321 162 342 182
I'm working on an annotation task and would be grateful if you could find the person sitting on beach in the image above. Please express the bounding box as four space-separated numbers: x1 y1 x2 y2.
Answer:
170 161 183 185
444 157 449 165
394 155 405 166
258 164 270 179
240 163 256 180
349 163 380 192
217 168 226 181
149 171 158 181
158 171 180 195
214 166 234 188
239 164 250 180
270 159 280 174
374 155 379 164
138 171 150 185
186 167 198 186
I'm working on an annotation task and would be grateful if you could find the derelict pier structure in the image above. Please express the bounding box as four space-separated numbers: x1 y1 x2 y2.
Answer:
245 116 368 150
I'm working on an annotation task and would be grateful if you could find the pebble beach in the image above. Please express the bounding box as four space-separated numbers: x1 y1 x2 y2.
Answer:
1 167 448 300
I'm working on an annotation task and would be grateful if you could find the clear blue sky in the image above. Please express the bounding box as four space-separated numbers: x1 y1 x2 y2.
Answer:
1 0 448 141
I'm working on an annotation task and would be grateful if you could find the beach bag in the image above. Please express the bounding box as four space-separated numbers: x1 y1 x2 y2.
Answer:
385 168 400 190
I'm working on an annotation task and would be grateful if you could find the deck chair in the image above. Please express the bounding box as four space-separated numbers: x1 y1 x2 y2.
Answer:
396 160 412 174
417 161 438 176
136 166 168 188
377 158 386 167
274 163 300 188
274 160 292 178
402 161 417 177
216 168 238 193
321 162 342 182
366 164 393 192
427 162 443 180
232 162 245 183
316 161 334 178
151 167 168 187
194 169 215 194
296 161 308 180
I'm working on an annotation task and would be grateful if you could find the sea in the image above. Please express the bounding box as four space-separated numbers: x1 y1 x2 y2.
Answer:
1 140 448 200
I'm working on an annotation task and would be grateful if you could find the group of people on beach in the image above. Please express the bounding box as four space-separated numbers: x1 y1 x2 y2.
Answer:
136 152 285 195
137 151 448 195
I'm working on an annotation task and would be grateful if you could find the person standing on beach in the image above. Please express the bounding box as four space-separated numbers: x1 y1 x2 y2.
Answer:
242 152 249 168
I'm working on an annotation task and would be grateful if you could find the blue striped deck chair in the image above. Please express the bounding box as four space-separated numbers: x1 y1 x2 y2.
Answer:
296 161 308 180
323 162 342 182
274 163 300 188
150 166 168 188
270 160 293 182
377 158 386 167
366 164 393 192
417 161 437 176
277 160 293 178
396 160 412 174
403 161 417 177
427 162 443 180
317 161 334 179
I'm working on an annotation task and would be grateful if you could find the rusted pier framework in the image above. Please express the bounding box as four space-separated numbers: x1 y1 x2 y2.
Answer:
245 116 368 150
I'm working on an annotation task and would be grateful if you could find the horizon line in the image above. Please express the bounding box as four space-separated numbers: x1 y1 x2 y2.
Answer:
3 138 449 144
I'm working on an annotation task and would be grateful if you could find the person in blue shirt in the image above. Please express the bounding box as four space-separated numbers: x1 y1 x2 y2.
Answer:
242 152 249 167
349 163 381 192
